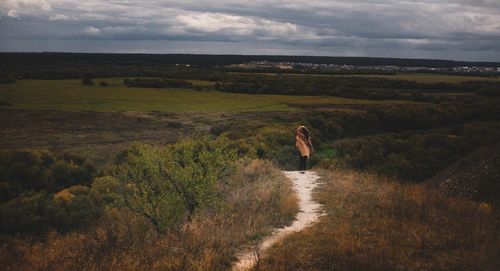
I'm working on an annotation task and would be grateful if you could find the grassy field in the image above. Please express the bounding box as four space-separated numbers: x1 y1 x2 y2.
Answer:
229 72 500 84
0 79 417 112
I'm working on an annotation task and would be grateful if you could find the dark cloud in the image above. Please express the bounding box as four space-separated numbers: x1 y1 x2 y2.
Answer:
0 0 499 61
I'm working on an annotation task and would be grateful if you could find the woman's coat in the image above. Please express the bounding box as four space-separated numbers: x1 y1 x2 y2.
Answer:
296 126 313 157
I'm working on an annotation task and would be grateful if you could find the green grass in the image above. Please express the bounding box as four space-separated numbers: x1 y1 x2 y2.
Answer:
0 79 417 113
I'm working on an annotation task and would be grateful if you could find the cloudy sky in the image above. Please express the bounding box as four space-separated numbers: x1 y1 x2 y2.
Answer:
1 0 500 61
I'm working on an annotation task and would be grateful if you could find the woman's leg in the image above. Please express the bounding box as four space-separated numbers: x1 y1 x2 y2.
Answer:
300 155 307 171
298 152 303 171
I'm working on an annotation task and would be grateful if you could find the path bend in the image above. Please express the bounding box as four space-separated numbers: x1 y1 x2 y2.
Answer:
232 170 324 271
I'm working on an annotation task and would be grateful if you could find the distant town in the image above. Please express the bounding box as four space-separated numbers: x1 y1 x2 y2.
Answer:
230 60 500 75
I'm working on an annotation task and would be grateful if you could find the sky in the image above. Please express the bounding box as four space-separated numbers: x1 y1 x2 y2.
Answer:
1 0 500 61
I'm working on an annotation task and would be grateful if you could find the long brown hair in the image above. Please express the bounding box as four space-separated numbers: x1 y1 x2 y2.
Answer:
298 126 310 138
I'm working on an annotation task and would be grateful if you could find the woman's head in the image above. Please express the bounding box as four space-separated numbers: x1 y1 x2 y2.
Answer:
297 125 310 138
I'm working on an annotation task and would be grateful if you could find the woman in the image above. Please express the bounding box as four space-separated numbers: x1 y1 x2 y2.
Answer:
295 125 313 173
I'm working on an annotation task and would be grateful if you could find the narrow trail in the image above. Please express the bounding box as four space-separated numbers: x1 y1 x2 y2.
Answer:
232 170 324 271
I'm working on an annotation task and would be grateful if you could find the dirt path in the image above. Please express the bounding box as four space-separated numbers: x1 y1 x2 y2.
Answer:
232 170 324 271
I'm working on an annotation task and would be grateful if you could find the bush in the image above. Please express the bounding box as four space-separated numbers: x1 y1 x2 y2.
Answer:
90 176 123 207
49 186 101 231
0 99 12 106
0 150 95 202
82 77 94 85
0 191 51 234
272 145 299 170
332 122 500 181
113 136 237 231
0 182 106 235
98 81 109 87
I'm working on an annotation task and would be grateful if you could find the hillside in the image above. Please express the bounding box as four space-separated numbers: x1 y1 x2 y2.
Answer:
255 168 499 271
426 142 500 205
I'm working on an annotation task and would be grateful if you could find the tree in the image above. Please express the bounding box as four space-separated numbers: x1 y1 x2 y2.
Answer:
113 137 236 231
164 136 236 215
113 144 170 230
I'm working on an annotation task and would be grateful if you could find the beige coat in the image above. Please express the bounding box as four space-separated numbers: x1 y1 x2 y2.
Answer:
296 126 313 157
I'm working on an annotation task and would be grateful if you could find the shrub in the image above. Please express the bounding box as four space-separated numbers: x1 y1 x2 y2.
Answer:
0 99 12 106
50 160 93 189
49 186 101 231
332 122 500 182
90 176 123 207
0 184 104 235
272 145 299 170
0 191 51 234
0 150 95 203
113 136 237 231
82 78 94 85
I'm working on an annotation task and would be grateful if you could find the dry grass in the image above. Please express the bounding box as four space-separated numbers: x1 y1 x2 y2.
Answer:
0 159 298 271
255 168 499 271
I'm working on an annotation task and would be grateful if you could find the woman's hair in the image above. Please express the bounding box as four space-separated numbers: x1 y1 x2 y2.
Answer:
299 126 310 138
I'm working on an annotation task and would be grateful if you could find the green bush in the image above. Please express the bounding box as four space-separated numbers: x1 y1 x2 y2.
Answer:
332 122 500 181
0 150 95 201
90 176 123 207
0 183 105 235
50 160 93 189
113 136 236 231
0 191 51 234
49 185 101 231
272 145 299 170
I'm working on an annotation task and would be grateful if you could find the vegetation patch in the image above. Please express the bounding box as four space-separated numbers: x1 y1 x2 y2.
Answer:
0 137 299 270
256 169 499 271
0 79 417 112
0 99 11 106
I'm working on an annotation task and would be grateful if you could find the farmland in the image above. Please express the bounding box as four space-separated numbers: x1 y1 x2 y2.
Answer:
0 78 419 112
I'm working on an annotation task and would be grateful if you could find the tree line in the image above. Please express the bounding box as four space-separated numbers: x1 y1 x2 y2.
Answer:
123 78 193 89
